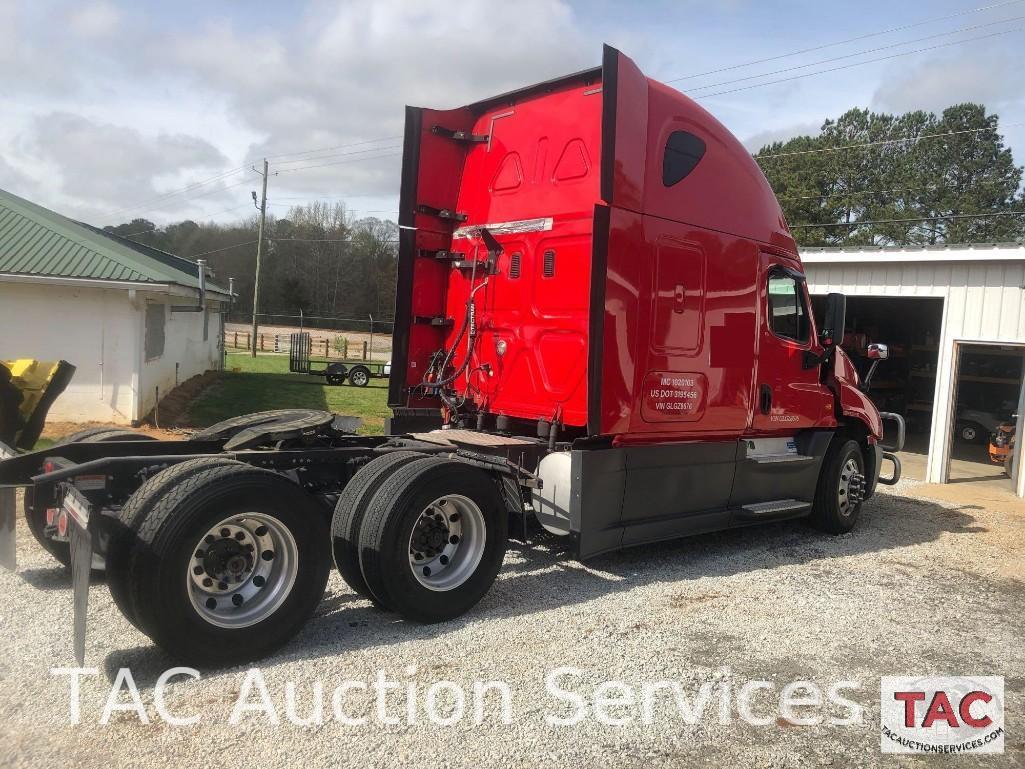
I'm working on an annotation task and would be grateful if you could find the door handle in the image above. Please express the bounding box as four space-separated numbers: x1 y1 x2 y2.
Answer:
673 284 685 313
759 384 772 415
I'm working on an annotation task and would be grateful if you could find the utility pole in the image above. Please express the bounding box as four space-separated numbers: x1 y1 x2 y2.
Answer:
250 158 269 357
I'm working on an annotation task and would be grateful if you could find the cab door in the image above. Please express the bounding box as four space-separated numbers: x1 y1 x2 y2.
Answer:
751 254 834 434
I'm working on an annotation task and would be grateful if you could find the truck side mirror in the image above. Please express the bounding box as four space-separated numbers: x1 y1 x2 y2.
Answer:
820 293 846 347
867 343 889 360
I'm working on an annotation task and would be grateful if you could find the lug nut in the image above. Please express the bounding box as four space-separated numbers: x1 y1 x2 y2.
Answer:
220 528 230 538
195 549 205 559
235 532 245 541
218 581 229 590
202 577 213 587
193 566 204 575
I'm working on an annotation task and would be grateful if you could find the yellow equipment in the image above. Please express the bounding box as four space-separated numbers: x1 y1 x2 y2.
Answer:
0 359 75 450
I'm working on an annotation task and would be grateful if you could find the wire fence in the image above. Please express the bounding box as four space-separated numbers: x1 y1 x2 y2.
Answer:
225 311 395 335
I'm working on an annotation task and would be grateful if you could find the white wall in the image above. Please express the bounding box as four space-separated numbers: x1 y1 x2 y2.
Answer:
136 296 225 419
804 249 1025 496
0 282 138 423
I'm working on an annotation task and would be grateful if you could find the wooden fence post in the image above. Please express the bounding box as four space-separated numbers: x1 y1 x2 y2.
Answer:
324 339 329 358
246 332 251 351
343 339 349 359
234 331 238 348
362 341 368 360
260 333 264 351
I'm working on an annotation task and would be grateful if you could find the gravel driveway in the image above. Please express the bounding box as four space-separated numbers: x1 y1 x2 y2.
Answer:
1 481 1022 768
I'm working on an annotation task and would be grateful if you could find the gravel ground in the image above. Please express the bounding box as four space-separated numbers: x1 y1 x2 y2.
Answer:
1 480 1022 768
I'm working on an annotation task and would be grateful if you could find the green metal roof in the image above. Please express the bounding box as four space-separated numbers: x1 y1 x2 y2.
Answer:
0 187 226 293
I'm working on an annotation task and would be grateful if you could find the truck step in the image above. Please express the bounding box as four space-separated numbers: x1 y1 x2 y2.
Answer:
747 453 814 464
740 499 812 517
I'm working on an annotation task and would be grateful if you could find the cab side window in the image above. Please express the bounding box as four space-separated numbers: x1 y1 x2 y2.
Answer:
767 270 810 342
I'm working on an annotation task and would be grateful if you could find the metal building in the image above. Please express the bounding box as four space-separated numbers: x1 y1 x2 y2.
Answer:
804 243 1025 498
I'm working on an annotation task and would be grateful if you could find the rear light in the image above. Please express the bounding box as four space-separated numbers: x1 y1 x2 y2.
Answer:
43 461 54 473
56 510 68 537
46 508 58 526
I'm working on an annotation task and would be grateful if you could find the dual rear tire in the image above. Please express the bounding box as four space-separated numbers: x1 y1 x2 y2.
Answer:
332 454 508 622
107 460 330 666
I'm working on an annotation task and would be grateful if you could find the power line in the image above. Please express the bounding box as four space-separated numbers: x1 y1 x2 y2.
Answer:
103 166 246 218
275 151 403 175
758 122 1025 160
187 240 259 257
778 180 1016 202
269 143 403 168
696 25 1025 100
257 135 403 163
665 0 1025 82
686 14 1025 94
790 211 1025 228
268 237 400 243
108 178 252 221
275 151 404 175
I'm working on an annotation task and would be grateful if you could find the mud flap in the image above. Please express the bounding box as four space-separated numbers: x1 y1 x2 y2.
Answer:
0 486 14 571
0 440 16 571
63 485 92 666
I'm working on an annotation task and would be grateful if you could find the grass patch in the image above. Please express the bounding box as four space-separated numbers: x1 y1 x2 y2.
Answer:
186 352 391 435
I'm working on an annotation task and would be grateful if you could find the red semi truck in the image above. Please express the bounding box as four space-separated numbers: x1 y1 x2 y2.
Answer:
0 46 902 666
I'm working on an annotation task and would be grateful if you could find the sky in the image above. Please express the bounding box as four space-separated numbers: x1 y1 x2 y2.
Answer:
1 0 1023 228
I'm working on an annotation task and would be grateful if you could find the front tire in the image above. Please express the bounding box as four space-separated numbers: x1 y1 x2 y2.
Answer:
126 463 330 666
359 458 507 622
348 365 371 387
810 438 866 534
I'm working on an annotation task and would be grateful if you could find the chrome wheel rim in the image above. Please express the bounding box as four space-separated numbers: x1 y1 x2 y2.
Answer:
187 513 298 628
408 495 486 591
352 370 368 385
837 457 864 517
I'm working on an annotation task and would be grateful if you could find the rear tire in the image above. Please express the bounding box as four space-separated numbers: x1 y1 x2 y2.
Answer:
23 428 154 568
359 458 507 622
107 458 244 631
126 463 330 666
330 451 429 605
348 365 371 387
809 438 866 534
325 363 348 386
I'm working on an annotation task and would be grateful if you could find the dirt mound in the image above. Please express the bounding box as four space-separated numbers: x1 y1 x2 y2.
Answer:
144 370 224 429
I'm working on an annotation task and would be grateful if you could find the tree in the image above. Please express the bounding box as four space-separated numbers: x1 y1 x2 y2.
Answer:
755 104 1025 247
102 203 399 330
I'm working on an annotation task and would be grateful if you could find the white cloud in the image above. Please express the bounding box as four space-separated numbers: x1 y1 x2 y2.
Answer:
872 49 1024 115
67 1 120 39
20 112 229 220
164 0 592 201
741 121 823 153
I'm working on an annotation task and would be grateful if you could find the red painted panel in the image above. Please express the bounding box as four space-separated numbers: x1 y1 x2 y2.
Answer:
391 45 881 445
